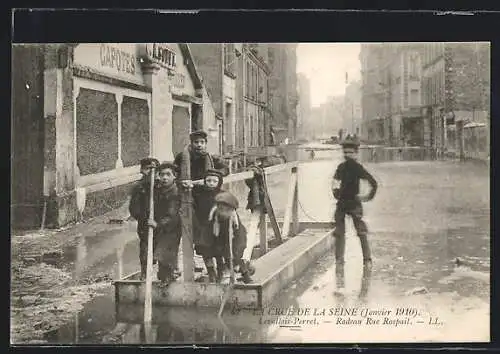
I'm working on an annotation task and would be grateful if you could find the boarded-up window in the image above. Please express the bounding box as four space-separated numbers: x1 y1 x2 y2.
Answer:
121 96 150 167
76 88 118 175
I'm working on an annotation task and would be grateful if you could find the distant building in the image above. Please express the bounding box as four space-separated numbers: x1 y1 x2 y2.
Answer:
296 73 312 140
310 96 344 139
360 43 424 146
343 80 362 136
267 44 299 144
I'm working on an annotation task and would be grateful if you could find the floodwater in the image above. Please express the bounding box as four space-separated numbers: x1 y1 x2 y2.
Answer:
13 147 490 344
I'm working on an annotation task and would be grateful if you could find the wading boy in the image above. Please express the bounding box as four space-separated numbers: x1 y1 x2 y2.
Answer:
332 136 378 269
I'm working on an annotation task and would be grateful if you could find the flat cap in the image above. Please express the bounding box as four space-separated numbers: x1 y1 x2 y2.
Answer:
189 130 208 141
215 191 239 209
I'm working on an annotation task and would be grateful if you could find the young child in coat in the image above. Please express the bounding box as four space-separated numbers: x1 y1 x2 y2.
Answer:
192 169 225 282
129 161 181 282
208 191 255 284
331 135 378 269
129 157 160 279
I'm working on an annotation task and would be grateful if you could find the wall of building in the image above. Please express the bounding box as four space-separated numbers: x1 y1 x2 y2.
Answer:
267 44 298 143
189 44 223 116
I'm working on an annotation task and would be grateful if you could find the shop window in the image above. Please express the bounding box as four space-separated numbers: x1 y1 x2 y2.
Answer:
76 88 118 176
121 96 150 167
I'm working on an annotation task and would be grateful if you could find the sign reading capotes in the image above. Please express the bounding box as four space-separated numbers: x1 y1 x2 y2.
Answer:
73 43 144 84
145 43 177 70
100 44 136 75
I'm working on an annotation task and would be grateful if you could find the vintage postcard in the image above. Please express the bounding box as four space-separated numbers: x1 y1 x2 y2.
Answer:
11 10 491 346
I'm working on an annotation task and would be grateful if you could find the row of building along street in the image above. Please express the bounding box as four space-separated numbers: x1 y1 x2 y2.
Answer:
11 43 300 230
304 42 490 162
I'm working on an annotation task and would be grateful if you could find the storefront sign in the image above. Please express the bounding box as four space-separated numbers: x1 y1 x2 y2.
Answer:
73 43 144 85
100 44 136 75
145 43 177 70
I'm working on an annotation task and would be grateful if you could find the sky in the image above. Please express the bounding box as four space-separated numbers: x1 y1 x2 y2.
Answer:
296 43 361 108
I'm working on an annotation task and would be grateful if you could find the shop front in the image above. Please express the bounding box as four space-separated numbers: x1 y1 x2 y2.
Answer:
42 43 204 227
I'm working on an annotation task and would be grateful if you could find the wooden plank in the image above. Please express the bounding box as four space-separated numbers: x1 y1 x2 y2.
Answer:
190 161 298 186
291 167 299 236
259 208 268 257
281 168 297 239
261 170 282 243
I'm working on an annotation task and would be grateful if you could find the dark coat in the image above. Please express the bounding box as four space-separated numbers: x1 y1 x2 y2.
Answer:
192 186 221 254
197 213 247 260
173 148 229 182
129 182 181 268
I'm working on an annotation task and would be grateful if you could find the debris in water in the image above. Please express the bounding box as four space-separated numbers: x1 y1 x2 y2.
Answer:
405 286 429 296
108 219 124 225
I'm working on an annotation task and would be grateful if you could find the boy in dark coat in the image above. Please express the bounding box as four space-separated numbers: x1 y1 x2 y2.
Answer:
192 169 225 282
151 162 182 283
129 161 181 282
173 130 229 189
129 157 160 279
332 136 378 269
207 191 255 284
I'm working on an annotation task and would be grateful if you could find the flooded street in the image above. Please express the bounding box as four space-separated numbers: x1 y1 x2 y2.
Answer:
11 148 490 344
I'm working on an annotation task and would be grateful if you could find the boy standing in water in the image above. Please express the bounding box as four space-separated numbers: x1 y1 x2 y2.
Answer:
332 135 378 269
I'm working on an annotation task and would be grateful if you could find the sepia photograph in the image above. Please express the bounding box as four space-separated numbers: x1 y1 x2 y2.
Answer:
11 37 490 344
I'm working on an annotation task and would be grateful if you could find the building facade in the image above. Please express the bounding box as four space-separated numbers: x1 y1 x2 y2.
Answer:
421 42 490 159
267 44 299 144
12 43 208 228
190 43 271 156
296 73 312 141
360 43 424 146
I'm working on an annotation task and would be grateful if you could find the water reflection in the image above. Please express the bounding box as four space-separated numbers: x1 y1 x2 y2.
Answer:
333 263 372 304
109 304 267 344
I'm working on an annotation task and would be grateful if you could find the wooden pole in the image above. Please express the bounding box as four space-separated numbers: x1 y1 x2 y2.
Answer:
281 167 298 239
259 207 268 256
291 166 299 236
180 146 194 282
143 168 155 325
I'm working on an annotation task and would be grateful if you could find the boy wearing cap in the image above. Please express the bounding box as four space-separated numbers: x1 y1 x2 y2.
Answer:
147 162 182 283
208 191 255 284
129 157 160 279
173 130 229 189
332 136 378 269
192 169 225 282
